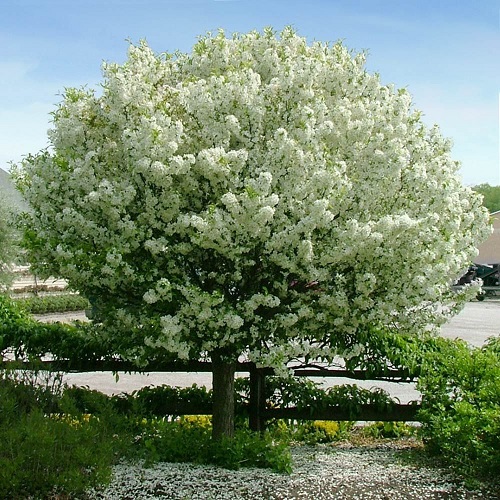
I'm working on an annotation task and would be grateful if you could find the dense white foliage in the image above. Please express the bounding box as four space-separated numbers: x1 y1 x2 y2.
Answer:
15 28 490 368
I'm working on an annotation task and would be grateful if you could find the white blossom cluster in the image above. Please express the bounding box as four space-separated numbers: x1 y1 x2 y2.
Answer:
15 27 490 367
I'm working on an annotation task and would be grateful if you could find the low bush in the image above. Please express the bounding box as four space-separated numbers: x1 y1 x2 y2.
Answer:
417 336 500 482
119 383 213 417
0 293 115 363
283 419 354 444
14 293 90 314
133 415 292 472
361 421 418 439
0 372 117 499
0 366 64 414
235 375 397 417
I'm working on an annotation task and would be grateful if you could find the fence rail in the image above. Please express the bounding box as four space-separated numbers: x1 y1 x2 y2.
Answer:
1 359 416 379
1 359 421 431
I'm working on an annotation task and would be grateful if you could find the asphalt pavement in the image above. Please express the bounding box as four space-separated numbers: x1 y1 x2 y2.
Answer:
440 300 500 347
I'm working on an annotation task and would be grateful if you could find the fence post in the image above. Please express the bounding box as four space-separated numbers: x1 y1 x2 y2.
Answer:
249 364 266 432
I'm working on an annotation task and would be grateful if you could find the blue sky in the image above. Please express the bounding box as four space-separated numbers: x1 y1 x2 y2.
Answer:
1 0 498 185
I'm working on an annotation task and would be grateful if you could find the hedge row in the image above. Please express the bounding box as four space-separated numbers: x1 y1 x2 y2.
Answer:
13 294 90 314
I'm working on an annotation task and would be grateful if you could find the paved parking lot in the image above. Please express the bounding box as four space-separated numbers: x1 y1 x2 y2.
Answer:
440 300 500 346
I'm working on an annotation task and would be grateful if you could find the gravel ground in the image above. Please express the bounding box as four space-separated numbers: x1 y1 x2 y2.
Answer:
85 441 499 500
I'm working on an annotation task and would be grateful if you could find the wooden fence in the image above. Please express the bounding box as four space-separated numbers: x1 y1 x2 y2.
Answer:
2 359 421 431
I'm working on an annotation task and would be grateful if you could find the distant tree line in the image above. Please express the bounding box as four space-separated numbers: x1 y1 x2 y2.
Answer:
472 184 500 213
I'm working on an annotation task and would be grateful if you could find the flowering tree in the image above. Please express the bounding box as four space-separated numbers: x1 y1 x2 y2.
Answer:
15 28 490 438
0 197 18 288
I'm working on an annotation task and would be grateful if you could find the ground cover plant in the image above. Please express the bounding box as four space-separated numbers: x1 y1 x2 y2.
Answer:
14 27 490 440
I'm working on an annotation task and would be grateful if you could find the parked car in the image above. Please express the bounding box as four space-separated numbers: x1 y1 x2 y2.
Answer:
455 263 500 300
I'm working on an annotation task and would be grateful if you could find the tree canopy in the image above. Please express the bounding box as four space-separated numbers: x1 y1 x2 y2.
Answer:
14 28 490 436
472 183 500 213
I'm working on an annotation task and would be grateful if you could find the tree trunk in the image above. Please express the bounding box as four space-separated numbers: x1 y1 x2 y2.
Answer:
211 350 236 440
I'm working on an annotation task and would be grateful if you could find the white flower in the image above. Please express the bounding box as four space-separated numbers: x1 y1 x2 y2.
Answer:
257 206 275 224
221 192 239 208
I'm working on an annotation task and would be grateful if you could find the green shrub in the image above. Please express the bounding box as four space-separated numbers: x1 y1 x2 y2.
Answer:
134 416 292 472
0 373 116 499
280 419 354 444
14 293 90 314
236 375 396 417
417 336 500 482
362 421 418 439
61 385 115 415
0 366 64 415
0 293 33 354
211 428 292 473
0 409 114 499
123 383 213 417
